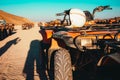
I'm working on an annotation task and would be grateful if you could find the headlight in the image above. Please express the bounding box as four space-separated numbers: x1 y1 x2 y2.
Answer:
80 38 93 47
74 35 96 51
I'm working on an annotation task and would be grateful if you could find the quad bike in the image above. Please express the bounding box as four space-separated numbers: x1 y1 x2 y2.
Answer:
40 8 120 80
0 19 15 40
22 23 33 30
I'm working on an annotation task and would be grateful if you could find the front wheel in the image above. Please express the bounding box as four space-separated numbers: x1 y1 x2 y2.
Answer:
54 48 73 80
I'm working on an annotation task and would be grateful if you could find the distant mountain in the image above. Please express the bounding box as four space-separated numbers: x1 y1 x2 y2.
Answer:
0 10 34 25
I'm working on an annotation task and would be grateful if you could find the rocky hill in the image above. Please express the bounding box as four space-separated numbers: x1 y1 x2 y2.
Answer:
0 10 34 25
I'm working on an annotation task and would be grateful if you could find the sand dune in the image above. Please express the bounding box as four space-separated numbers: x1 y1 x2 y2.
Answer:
0 10 33 25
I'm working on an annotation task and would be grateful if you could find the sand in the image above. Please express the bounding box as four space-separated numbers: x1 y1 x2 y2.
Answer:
0 25 47 80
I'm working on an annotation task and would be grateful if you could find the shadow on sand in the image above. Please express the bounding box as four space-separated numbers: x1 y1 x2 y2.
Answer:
0 37 21 56
23 40 47 80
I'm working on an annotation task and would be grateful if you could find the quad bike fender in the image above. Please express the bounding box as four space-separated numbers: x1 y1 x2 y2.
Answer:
39 29 53 44
47 38 61 70
97 52 120 66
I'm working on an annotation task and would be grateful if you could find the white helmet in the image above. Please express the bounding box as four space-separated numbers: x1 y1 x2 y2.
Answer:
66 8 86 28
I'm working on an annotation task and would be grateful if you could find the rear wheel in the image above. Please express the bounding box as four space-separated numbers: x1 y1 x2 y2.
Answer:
54 48 73 80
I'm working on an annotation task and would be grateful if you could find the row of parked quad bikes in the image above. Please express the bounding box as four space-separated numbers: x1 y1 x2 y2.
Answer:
0 23 14 40
0 22 34 40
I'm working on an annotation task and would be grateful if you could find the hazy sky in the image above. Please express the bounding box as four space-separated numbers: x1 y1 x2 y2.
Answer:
0 0 120 22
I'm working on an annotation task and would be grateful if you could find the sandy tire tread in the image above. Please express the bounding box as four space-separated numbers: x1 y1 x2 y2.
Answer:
54 48 73 80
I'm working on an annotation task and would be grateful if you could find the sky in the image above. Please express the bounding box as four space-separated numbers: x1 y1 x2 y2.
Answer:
0 0 120 22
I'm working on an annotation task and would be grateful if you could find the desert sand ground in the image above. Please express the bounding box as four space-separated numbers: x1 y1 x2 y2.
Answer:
0 25 47 80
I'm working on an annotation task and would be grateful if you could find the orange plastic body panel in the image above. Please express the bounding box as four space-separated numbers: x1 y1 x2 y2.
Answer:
40 30 53 44
66 32 80 38
66 30 118 39
86 31 117 35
